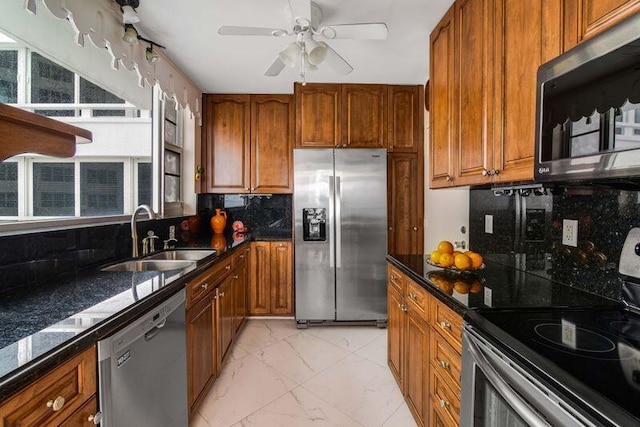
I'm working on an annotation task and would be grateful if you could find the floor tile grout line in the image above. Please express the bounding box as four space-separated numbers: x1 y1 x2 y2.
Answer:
302 327 387 354
296 383 367 427
377 400 407 427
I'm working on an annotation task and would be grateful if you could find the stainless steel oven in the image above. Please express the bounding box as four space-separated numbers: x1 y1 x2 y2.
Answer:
461 324 600 427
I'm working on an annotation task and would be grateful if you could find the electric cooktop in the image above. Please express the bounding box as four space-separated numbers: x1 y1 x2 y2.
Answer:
472 306 640 423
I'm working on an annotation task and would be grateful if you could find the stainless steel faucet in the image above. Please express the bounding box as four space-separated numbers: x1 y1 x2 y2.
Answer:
131 204 156 257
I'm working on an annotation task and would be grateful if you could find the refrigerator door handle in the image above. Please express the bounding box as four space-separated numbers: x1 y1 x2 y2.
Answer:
335 175 342 268
329 175 335 268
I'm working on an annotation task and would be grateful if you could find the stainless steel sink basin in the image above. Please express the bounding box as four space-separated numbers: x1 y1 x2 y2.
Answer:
143 249 216 261
101 259 196 272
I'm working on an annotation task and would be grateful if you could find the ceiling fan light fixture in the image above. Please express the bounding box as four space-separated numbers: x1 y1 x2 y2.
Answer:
278 42 302 68
305 39 327 65
122 24 139 44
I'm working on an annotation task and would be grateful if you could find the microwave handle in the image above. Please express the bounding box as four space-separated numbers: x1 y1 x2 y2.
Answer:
466 334 551 427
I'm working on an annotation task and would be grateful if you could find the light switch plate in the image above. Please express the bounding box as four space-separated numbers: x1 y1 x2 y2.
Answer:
562 219 578 247
483 287 493 307
485 215 493 234
561 318 577 349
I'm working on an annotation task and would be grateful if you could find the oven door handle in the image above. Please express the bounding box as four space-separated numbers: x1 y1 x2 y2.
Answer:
466 334 552 427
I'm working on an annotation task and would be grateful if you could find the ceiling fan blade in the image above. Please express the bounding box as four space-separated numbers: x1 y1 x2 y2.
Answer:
320 23 388 40
288 0 312 26
322 43 353 75
264 56 287 76
218 26 288 36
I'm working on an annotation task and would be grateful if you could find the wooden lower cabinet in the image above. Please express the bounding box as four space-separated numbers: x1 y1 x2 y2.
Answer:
248 241 293 316
59 396 97 427
0 346 97 427
186 250 250 418
387 263 463 427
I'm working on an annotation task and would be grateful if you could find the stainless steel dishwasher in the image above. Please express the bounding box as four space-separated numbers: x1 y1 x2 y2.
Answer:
98 289 187 427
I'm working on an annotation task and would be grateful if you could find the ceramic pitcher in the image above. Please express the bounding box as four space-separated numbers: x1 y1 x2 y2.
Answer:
210 209 227 234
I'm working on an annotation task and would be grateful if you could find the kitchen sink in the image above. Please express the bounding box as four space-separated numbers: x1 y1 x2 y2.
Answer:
143 249 216 261
101 259 196 272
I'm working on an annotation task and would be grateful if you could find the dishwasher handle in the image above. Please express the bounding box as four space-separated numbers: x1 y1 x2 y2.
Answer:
144 319 166 341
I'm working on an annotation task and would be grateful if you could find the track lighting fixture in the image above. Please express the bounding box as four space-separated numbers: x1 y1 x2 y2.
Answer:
115 0 140 24
146 43 161 64
122 24 139 44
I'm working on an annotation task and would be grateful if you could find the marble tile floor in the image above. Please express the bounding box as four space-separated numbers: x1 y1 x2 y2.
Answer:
190 319 417 427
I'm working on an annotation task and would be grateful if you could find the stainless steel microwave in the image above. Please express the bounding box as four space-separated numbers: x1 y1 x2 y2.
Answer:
535 13 640 183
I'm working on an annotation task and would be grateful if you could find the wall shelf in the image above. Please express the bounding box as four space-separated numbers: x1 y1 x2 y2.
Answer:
0 103 92 162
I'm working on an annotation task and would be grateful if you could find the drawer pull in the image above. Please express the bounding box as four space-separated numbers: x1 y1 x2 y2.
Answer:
88 412 104 424
201 283 209 290
233 274 239 279
219 291 225 298
409 292 418 300
390 274 397 280
438 359 450 370
401 304 408 313
225 264 231 270
439 321 452 330
439 399 450 408
239 254 245 259
46 396 65 411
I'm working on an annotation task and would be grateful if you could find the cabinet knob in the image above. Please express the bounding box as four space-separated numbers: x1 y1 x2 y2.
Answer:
88 412 104 425
220 291 225 298
412 226 418 231
481 168 492 176
239 254 244 259
225 264 231 270
438 359 450 370
439 321 452 330
46 396 65 411
445 175 453 182
390 274 397 280
389 226 393 230
439 399 450 408
409 292 418 300
201 283 209 290
233 274 239 279
493 169 500 175
401 304 408 313
195 165 203 182
251 187 256 191
245 187 250 191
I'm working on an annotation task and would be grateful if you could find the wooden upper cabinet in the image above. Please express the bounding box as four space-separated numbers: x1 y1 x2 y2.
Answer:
492 0 562 183
564 0 640 49
388 86 423 153
250 95 294 193
295 83 341 147
429 6 456 188
388 153 423 255
341 84 387 148
203 94 251 193
454 0 493 186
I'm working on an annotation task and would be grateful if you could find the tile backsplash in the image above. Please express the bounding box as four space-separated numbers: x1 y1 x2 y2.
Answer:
469 186 640 301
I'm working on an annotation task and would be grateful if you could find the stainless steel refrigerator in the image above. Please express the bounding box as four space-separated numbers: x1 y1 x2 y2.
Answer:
294 149 387 326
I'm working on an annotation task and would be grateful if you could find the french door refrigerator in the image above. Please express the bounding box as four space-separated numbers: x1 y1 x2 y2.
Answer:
294 149 387 326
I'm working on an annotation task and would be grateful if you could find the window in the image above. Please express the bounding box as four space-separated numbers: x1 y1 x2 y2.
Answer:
0 50 18 103
80 163 124 216
79 78 126 117
0 163 18 216
163 97 183 216
30 52 74 117
33 163 75 216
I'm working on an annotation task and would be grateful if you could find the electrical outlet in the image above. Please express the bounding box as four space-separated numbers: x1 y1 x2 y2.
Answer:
562 219 578 247
485 215 493 234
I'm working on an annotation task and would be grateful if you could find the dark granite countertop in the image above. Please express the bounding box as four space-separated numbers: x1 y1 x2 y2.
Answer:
387 253 620 316
0 232 289 401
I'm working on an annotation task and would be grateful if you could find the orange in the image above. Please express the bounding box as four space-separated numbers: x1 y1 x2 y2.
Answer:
454 253 471 270
470 279 483 293
430 250 442 264
453 281 471 294
439 252 454 267
452 251 462 258
437 241 454 254
468 253 484 269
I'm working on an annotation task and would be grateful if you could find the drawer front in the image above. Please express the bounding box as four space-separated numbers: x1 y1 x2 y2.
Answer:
388 264 405 294
429 369 460 426
406 280 428 319
430 331 461 393
186 258 233 308
430 299 462 353
0 346 96 427
429 398 457 427
232 249 248 267
59 396 97 427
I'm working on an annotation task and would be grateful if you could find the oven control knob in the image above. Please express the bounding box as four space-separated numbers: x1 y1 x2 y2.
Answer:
635 243 640 256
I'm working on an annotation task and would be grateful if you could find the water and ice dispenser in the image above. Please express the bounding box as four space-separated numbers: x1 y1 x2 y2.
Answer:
302 208 326 241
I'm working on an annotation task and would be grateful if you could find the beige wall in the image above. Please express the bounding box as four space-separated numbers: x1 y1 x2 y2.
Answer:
423 111 470 253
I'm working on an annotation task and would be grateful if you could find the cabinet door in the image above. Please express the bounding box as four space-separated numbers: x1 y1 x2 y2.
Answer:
250 95 294 193
248 242 271 315
218 276 235 361
564 0 640 49
454 0 493 186
233 260 247 332
59 396 97 427
388 153 423 255
492 0 562 183
270 241 293 315
203 94 251 193
405 309 428 427
388 86 423 153
342 84 387 148
0 346 96 427
295 83 341 148
429 6 456 188
387 285 404 387
187 294 216 413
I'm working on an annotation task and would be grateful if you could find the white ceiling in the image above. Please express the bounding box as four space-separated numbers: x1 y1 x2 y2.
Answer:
135 0 454 94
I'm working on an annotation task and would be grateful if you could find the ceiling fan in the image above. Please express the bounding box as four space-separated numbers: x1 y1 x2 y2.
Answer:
218 0 388 83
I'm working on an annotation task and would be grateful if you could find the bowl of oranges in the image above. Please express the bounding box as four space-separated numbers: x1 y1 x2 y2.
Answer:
426 240 484 273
